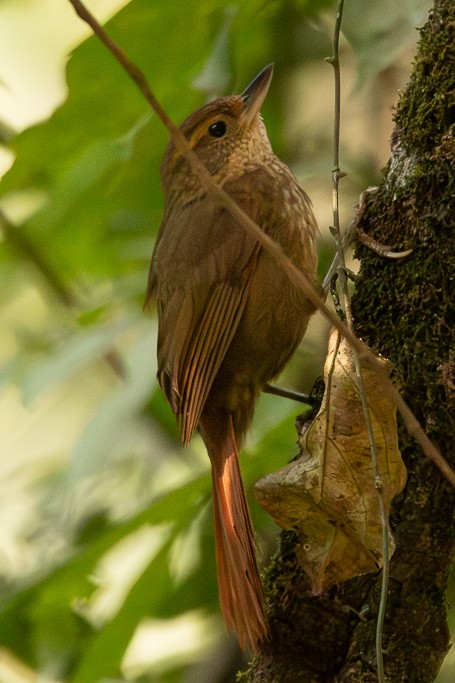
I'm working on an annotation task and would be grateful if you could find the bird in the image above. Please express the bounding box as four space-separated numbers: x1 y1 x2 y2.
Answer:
146 64 320 654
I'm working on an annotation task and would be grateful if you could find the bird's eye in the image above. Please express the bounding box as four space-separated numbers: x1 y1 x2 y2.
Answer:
208 120 227 138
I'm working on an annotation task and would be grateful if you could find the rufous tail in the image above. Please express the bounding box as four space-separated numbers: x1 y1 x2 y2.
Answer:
201 416 268 654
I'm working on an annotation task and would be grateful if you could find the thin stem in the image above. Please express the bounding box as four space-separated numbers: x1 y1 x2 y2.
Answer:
347 304 389 683
327 3 387 679
65 0 455 490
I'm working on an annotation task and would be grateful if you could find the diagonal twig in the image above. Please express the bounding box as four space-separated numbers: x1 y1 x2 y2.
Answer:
66 0 455 490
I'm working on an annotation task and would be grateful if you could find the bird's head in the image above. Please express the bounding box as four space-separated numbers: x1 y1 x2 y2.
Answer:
161 64 275 195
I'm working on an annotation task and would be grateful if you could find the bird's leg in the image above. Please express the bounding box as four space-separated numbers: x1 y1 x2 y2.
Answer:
263 382 317 406
294 377 325 435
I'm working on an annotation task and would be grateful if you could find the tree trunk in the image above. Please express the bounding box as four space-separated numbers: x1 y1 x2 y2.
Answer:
246 0 455 680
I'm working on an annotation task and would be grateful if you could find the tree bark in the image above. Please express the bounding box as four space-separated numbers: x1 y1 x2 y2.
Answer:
245 0 455 680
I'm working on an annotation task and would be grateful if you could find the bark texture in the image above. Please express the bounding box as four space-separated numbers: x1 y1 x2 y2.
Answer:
245 0 455 680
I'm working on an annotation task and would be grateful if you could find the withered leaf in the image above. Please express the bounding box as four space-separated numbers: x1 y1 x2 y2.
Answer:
256 330 407 593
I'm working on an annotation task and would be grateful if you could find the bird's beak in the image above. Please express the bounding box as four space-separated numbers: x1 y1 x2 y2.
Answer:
240 64 274 129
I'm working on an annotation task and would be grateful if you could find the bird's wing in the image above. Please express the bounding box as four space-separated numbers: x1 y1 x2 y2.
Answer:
146 184 261 445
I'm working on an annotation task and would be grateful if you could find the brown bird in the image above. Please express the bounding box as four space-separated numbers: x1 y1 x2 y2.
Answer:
146 64 319 654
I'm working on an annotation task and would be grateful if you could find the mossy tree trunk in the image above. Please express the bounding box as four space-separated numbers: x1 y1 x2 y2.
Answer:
246 0 455 680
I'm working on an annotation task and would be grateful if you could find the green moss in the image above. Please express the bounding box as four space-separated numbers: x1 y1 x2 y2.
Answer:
249 2 455 680
395 6 455 153
349 1 455 679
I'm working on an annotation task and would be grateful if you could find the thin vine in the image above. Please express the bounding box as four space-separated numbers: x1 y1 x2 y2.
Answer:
326 2 388 679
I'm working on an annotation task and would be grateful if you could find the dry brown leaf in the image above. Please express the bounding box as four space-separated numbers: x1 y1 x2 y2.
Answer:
255 330 407 593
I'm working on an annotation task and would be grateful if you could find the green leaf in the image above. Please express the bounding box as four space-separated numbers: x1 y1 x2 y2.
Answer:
21 317 133 402
0 475 210 676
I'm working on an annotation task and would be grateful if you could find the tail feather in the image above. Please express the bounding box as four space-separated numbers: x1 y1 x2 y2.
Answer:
203 417 268 654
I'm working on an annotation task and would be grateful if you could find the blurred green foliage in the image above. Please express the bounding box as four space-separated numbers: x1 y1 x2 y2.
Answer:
1 0 448 681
